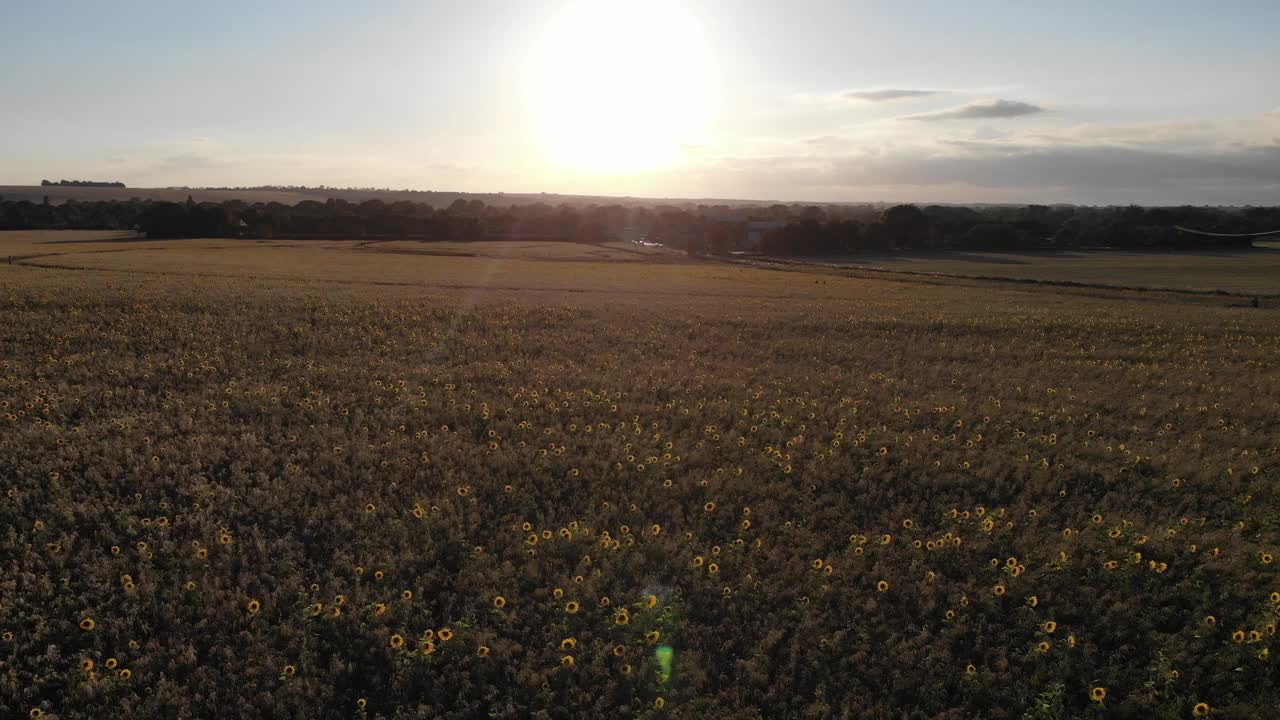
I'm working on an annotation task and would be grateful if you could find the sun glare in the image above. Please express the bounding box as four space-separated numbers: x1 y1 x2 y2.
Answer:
527 0 717 172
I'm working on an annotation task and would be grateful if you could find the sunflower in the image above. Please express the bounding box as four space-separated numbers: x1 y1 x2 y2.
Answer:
401 590 413 601
493 596 506 609
309 603 324 617
876 580 889 593
1192 702 1211 717
692 556 705 567
364 503 376 513
560 655 575 668
565 601 580 614
80 618 96 631
1043 621 1057 634
81 658 94 671
1232 630 1246 643
811 559 824 570
703 502 716 513
283 664 296 676
646 630 661 644
390 634 405 648
708 563 719 574
993 585 1006 597
614 610 630 626
477 645 490 658
119 669 132 680
553 587 564 599
613 644 626 657
420 639 436 655
621 663 633 676
438 628 453 642
965 664 977 675
184 580 197 591
196 548 209 560
1090 687 1106 702
560 637 577 650
1036 641 1051 653
646 594 659 609
357 699 367 709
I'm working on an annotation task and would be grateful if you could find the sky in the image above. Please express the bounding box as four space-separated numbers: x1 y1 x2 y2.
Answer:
2 0 1279 205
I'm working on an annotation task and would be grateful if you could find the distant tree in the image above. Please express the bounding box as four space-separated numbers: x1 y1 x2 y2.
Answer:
879 204 929 249
960 223 1023 250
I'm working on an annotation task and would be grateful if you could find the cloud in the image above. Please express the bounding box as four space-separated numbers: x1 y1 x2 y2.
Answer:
902 99 1045 122
700 140 1280 204
844 88 942 102
151 152 224 172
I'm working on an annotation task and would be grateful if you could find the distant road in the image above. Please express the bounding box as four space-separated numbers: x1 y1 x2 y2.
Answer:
1174 225 1280 238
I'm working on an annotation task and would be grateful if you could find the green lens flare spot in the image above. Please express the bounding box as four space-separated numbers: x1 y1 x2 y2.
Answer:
656 645 674 682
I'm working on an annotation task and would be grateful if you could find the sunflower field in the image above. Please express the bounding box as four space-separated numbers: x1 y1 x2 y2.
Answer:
1 259 1277 720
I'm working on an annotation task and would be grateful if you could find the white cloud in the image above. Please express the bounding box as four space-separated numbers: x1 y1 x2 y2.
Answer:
844 88 943 102
901 99 1046 122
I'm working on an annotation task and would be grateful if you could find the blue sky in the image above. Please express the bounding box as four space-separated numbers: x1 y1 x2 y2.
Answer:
2 0 1278 204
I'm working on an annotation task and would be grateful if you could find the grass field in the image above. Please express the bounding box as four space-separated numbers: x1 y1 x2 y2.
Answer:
2 231 1278 719
803 244 1280 295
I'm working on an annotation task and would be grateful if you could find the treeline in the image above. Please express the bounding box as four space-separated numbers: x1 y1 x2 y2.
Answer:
2 193 1278 252
0 196 622 242
757 203 1280 256
39 179 126 187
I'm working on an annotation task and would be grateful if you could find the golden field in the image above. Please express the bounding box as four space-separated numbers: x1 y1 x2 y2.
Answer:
1 232 1277 719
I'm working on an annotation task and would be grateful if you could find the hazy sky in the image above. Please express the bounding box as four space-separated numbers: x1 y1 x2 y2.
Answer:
3 0 1278 204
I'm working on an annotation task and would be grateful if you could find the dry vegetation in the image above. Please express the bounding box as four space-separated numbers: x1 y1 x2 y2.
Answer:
1 234 1277 719
810 245 1280 295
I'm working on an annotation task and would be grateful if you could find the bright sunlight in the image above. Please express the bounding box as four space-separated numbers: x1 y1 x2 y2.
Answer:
526 0 717 172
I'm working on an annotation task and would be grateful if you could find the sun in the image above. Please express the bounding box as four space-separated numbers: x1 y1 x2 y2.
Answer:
526 0 717 172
